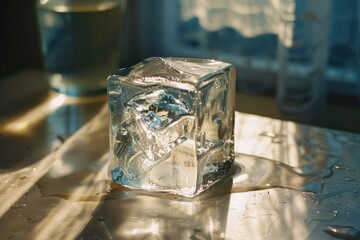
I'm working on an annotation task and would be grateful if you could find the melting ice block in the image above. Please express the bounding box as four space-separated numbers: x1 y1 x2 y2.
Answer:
107 57 235 197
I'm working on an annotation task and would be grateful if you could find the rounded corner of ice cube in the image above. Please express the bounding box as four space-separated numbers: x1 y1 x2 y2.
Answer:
219 61 236 73
111 66 134 78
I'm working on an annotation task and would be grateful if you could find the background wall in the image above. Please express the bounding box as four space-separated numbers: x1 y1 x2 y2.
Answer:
1 0 43 78
1 0 359 134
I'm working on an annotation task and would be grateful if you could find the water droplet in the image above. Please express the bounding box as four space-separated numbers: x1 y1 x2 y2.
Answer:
323 225 360 239
346 177 356 182
11 203 27 209
334 165 356 171
260 131 276 138
259 131 286 144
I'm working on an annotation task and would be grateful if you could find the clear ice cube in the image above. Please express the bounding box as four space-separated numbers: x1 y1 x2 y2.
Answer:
107 57 235 197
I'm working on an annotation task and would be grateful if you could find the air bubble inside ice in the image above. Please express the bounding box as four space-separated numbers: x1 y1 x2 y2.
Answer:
125 89 192 131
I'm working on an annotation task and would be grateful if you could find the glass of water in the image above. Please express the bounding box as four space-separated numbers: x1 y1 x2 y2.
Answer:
36 0 125 96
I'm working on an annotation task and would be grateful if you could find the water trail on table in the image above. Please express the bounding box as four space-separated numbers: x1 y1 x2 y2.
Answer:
231 153 338 193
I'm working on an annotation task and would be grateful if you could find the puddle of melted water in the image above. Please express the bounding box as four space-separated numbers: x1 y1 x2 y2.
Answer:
37 150 338 202
323 225 360 240
231 153 338 193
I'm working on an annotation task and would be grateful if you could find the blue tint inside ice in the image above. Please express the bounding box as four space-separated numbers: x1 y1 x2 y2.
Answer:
111 167 141 186
126 89 192 130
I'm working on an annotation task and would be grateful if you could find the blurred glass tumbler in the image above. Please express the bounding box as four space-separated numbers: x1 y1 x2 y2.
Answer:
277 0 330 122
107 57 236 197
37 0 124 96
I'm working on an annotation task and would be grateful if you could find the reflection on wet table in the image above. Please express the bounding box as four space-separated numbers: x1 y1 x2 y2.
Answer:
1 78 360 239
